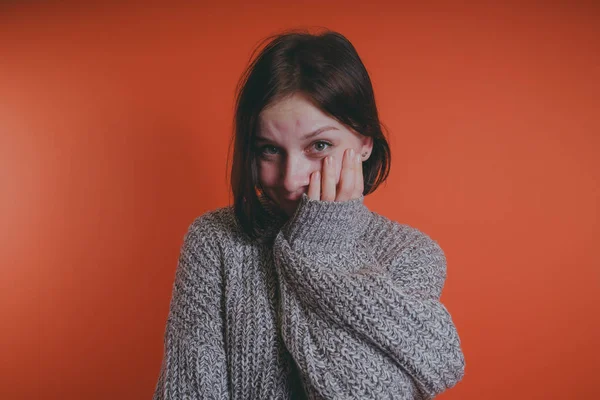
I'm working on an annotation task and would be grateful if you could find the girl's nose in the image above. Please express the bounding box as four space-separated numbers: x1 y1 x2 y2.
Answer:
281 155 311 193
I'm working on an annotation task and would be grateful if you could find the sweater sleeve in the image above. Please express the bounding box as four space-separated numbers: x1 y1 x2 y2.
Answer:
153 214 230 400
273 194 465 400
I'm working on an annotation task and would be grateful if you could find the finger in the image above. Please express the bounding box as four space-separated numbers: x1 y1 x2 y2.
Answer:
336 148 355 202
307 170 321 200
321 156 336 201
354 153 364 198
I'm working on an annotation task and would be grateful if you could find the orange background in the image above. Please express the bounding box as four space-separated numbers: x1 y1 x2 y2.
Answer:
1 2 598 399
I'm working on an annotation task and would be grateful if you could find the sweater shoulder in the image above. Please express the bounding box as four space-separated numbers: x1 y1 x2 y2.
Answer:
187 205 238 234
181 205 245 253
186 204 244 239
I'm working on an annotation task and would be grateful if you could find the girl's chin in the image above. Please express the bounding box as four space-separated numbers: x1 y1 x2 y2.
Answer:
261 190 299 216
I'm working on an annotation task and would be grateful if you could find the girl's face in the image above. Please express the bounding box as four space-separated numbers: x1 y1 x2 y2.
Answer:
256 93 373 216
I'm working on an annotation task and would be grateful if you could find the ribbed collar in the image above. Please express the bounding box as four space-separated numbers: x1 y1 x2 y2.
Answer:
255 192 289 240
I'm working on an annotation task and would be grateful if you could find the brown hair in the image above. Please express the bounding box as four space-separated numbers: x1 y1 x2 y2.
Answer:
229 28 391 241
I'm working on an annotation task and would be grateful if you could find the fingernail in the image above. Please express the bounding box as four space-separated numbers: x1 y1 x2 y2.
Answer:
349 148 355 159
356 154 362 163
326 156 332 166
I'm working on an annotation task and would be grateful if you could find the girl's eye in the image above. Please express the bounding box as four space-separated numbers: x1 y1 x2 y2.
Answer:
312 141 332 153
259 145 279 156
256 142 331 158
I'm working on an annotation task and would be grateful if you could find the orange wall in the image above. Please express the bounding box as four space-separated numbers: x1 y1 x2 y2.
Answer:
1 2 598 399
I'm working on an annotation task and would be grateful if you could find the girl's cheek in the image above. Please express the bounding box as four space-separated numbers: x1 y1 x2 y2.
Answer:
258 163 278 185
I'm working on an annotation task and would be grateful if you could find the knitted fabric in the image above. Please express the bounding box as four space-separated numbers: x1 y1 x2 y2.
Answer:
153 193 465 399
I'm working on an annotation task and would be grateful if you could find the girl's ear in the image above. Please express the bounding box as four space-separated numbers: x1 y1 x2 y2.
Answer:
360 136 374 160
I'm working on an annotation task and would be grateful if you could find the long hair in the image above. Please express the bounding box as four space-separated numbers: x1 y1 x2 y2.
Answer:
229 28 391 241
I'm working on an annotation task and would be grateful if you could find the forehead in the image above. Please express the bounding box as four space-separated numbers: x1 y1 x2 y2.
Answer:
258 94 338 135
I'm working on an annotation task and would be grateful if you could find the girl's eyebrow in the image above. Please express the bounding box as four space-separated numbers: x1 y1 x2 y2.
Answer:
256 126 339 143
301 125 339 140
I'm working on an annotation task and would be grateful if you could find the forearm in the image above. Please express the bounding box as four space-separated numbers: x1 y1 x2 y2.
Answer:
274 231 465 398
277 274 424 400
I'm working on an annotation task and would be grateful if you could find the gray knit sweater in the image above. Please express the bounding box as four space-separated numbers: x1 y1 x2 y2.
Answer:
153 193 465 399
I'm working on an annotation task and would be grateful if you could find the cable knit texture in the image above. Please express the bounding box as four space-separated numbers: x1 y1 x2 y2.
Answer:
153 193 465 399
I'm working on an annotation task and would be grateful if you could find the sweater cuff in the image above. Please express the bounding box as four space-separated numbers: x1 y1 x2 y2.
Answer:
281 193 372 250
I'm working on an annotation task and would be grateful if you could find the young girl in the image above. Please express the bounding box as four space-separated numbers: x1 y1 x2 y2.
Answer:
153 29 465 400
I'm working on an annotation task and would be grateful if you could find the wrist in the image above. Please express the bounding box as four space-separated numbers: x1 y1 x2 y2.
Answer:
282 193 372 251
